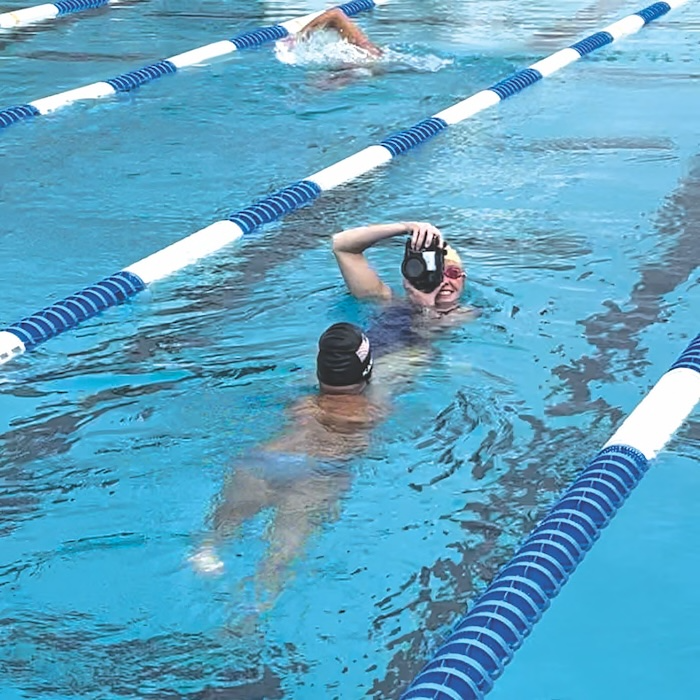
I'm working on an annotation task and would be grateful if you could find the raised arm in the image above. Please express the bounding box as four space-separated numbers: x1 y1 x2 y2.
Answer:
300 7 382 56
332 222 404 300
332 221 443 300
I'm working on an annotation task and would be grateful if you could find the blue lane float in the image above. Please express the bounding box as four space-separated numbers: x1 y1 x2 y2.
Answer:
0 0 691 365
402 446 650 698
0 0 388 129
228 181 322 235
401 332 700 699
0 0 114 29
4 271 145 352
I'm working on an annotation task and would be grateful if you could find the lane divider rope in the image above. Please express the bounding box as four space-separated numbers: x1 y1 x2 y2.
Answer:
0 0 387 128
400 332 700 699
0 0 117 30
0 0 689 365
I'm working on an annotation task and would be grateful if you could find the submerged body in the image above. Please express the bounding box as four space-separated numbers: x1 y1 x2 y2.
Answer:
191 324 387 614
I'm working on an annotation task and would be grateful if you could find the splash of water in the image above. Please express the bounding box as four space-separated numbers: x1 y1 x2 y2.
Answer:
274 31 452 73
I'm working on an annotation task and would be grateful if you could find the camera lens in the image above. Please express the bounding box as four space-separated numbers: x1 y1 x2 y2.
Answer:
403 258 425 279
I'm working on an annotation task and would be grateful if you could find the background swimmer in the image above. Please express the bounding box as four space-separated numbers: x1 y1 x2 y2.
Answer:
274 6 452 77
299 7 382 56
274 6 382 72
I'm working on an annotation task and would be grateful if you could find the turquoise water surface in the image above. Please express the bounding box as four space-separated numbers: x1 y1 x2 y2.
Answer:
0 1 698 698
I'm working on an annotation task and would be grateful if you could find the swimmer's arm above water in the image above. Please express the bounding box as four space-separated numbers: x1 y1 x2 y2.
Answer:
332 221 443 299
300 8 382 56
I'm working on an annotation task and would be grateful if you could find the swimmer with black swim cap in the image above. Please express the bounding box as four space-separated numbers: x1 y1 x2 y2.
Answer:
317 322 373 394
190 322 384 607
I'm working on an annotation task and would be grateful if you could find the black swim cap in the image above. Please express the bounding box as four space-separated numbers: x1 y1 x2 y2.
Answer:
317 323 373 387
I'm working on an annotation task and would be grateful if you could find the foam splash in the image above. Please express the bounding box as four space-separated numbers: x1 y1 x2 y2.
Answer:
275 30 373 67
274 31 452 73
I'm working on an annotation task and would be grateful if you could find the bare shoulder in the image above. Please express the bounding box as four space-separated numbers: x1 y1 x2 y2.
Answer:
289 393 385 426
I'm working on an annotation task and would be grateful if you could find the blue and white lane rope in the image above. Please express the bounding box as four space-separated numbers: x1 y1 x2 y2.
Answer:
0 0 689 364
401 333 700 700
0 0 387 129
0 0 116 29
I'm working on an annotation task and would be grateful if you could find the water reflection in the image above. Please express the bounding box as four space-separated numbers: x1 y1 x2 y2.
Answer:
553 154 700 416
373 156 700 697
0 610 293 699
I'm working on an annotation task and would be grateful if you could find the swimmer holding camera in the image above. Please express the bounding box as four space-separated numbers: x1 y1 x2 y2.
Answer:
332 221 472 319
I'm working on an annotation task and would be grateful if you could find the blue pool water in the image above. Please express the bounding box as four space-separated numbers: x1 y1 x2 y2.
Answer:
0 0 698 698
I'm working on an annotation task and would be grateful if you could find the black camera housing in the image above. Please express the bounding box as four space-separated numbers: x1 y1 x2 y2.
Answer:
401 238 446 293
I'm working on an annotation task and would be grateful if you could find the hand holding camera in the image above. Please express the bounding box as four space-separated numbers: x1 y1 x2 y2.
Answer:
403 221 445 252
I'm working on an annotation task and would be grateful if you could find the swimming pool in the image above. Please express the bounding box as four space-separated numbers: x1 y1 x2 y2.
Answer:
0 0 698 697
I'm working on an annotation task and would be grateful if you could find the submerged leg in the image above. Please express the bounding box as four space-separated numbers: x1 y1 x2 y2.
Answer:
211 468 272 536
254 471 352 608
190 468 272 575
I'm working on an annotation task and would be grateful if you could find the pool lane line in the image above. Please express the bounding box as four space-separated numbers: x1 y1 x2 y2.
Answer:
400 333 700 700
0 0 388 129
0 0 689 365
0 0 119 30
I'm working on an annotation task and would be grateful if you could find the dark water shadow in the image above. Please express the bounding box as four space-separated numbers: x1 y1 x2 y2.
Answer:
370 154 700 697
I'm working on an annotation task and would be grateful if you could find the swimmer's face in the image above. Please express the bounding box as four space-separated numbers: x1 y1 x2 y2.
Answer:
403 264 465 310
